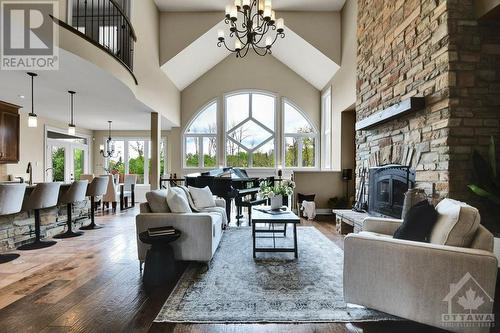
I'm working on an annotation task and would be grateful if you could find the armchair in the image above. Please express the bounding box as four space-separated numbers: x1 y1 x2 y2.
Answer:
343 200 498 333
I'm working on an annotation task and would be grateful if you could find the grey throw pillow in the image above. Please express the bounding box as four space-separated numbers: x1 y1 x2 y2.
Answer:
145 190 170 213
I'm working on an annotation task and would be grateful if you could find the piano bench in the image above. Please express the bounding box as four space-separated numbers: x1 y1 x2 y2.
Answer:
237 198 267 225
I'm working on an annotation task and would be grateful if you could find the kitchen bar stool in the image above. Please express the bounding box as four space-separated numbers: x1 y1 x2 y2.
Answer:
0 184 26 263
80 176 108 230
54 180 88 238
18 182 62 250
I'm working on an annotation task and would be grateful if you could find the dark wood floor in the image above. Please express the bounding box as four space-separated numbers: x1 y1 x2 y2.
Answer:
0 207 492 332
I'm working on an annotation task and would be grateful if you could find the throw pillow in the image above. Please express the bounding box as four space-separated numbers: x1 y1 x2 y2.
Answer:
429 198 480 247
393 200 438 242
166 189 192 213
188 186 216 209
145 190 170 213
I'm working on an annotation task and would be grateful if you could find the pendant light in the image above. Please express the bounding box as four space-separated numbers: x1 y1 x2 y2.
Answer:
67 91 76 136
27 72 38 128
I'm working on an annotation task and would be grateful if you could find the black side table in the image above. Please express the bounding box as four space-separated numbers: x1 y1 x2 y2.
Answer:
139 230 181 288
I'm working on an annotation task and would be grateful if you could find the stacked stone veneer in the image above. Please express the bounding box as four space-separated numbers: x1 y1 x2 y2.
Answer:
356 0 500 210
0 200 91 251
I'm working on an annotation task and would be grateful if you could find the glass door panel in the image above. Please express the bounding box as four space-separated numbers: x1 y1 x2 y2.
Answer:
73 148 84 181
51 146 66 182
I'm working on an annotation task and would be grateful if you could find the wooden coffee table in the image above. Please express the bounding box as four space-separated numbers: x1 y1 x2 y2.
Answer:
251 208 301 259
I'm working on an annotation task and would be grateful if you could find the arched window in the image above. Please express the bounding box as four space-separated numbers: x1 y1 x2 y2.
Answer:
184 100 217 168
283 100 318 168
225 92 276 168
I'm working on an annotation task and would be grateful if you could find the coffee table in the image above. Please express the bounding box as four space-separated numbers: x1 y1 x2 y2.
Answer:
251 207 301 259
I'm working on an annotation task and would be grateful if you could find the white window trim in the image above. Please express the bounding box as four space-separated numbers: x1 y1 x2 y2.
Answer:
281 98 319 170
321 87 332 170
104 137 167 184
183 99 218 169
223 90 278 169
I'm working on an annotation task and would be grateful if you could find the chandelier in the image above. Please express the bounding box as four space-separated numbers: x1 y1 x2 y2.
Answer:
100 121 116 158
217 0 285 58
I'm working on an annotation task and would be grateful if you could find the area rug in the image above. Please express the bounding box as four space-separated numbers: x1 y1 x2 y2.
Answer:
154 226 397 323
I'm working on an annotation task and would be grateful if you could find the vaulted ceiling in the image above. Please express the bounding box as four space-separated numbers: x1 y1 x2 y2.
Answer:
154 0 346 12
158 4 344 91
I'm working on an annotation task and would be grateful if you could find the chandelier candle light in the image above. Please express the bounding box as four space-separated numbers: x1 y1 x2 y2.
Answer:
218 0 285 58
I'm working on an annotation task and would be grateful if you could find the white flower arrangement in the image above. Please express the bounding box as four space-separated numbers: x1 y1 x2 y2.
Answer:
259 179 295 199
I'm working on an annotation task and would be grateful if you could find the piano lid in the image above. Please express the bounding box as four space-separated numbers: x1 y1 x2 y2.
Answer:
185 167 252 180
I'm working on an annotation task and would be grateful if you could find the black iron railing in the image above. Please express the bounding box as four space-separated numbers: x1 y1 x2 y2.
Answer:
51 0 137 83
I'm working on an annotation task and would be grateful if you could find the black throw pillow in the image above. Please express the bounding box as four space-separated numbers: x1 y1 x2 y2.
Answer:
393 200 438 242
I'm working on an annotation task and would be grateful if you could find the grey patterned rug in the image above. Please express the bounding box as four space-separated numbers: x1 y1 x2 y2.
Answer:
154 226 397 323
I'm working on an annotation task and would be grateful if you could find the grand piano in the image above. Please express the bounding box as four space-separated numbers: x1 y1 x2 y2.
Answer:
185 168 263 222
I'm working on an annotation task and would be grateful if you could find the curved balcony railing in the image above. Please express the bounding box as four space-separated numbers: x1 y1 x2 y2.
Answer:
51 0 137 84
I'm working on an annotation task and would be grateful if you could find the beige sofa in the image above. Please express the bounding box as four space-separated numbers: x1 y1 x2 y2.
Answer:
136 196 225 267
344 199 498 333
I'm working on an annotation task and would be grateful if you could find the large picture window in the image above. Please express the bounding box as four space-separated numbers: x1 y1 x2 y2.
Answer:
283 100 318 168
184 100 217 168
182 91 319 170
225 92 275 168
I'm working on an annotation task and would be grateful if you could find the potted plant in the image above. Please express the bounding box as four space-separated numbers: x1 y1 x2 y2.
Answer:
259 180 295 210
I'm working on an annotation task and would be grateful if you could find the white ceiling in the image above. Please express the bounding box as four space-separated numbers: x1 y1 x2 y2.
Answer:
161 21 339 90
154 0 346 12
0 49 174 131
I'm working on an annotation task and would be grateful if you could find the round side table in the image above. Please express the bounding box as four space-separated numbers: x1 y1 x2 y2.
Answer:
139 230 181 288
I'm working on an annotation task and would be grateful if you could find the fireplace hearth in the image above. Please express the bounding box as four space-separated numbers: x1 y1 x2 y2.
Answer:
368 165 415 219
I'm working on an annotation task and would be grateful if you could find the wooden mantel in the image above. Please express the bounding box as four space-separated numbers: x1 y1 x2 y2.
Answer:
355 97 425 131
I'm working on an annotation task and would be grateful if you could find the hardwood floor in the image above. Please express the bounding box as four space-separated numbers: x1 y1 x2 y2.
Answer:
0 208 481 332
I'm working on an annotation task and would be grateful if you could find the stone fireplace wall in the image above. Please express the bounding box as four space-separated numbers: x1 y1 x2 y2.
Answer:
356 0 500 210
356 0 452 201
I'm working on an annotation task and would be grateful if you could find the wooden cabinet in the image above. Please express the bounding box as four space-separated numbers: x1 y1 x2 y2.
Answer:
0 101 20 163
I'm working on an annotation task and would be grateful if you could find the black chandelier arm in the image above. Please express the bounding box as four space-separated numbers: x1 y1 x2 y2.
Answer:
251 43 270 56
230 20 249 35
238 45 252 58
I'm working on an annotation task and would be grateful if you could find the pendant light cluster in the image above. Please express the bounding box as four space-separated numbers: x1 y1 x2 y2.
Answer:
26 72 79 136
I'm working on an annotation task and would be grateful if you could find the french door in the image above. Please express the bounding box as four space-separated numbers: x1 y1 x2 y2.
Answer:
46 140 89 182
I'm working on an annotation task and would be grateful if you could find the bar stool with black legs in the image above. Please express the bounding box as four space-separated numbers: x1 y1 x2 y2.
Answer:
80 176 108 230
0 183 26 263
18 182 62 250
54 180 88 238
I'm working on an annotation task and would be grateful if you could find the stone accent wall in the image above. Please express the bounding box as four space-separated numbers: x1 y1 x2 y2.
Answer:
356 0 451 201
447 0 500 201
356 0 500 217
0 200 91 251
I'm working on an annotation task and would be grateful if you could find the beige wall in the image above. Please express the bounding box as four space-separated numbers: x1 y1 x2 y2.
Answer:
293 171 344 209
322 0 357 171
279 11 341 64
168 53 320 176
5 113 93 183
160 12 221 65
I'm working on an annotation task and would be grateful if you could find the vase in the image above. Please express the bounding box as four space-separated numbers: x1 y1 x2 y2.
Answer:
270 195 283 210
